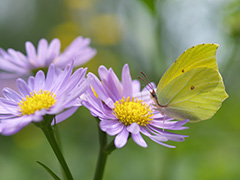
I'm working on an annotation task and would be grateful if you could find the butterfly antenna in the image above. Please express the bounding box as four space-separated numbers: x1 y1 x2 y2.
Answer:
138 72 154 92
141 72 155 90
137 76 148 85
137 76 151 92
140 72 151 83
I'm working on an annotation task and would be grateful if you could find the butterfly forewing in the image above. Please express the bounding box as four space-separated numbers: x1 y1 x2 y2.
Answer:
157 44 219 92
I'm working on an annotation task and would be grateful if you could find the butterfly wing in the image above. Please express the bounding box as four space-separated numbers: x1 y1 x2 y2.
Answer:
157 67 228 122
157 43 219 92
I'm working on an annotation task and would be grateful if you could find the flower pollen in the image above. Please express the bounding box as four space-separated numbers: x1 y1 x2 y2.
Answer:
113 96 153 126
18 90 57 115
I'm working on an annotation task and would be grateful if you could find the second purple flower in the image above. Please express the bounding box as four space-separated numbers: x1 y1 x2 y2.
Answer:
83 64 189 148
0 36 96 78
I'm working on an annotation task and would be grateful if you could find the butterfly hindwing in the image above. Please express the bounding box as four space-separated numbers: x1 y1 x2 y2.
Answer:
156 66 228 121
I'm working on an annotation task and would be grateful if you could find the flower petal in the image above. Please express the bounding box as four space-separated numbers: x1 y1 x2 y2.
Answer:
127 123 140 134
100 120 124 136
16 79 31 97
132 133 147 148
45 64 55 90
47 38 61 65
25 41 37 66
114 128 129 148
0 116 32 136
54 106 79 124
34 70 46 92
37 39 48 66
2 88 22 102
122 64 132 97
132 80 140 94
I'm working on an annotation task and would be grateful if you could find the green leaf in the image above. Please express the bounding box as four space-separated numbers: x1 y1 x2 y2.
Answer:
139 0 155 15
36 161 61 180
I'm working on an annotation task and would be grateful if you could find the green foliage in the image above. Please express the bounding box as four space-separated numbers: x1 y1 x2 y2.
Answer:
36 161 61 180
139 0 156 15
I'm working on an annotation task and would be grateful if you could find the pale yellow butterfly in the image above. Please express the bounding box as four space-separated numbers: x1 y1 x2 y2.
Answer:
149 44 228 122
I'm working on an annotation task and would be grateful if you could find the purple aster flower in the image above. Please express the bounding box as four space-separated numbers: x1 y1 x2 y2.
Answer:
82 64 189 148
0 36 96 78
0 63 90 135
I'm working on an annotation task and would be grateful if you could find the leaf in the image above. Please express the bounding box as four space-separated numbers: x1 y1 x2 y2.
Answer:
139 0 156 15
36 161 61 180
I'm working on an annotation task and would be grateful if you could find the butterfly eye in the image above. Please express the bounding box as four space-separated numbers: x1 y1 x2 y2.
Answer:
150 90 157 99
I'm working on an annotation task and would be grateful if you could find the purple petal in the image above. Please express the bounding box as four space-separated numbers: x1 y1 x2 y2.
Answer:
98 66 121 101
149 134 168 142
25 41 37 66
2 88 22 102
0 100 19 114
73 48 96 66
126 123 140 134
34 70 46 92
122 64 132 97
151 119 189 130
114 128 129 148
63 68 87 93
100 120 124 136
27 76 35 91
51 63 72 94
88 73 114 107
37 39 48 66
150 138 176 148
109 68 123 96
49 93 68 114
16 79 31 97
107 68 123 101
142 82 156 92
8 49 27 67
31 110 45 122
0 116 32 136
82 100 107 118
132 80 140 94
45 64 55 90
47 38 61 65
0 56 27 73
54 37 95 67
134 90 151 102
82 89 115 119
54 106 79 124
132 133 147 148
62 75 90 107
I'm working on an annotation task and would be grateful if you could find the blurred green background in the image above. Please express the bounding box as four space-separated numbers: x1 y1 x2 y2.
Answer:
0 0 240 179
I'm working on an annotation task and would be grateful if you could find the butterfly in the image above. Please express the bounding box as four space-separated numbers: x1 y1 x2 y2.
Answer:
148 43 228 122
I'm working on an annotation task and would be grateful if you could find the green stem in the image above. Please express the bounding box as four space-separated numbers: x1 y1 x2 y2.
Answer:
93 119 116 180
36 116 74 180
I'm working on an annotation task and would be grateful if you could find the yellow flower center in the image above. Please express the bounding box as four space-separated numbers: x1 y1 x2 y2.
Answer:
113 96 153 126
18 90 57 115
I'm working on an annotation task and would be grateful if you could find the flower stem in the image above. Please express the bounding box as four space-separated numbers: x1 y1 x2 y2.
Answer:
94 119 116 180
36 116 74 180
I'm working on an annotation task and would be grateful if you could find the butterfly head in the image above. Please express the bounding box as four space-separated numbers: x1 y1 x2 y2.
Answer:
150 89 157 102
138 72 165 108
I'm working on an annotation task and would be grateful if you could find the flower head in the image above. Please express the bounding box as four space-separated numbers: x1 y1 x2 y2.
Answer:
82 64 188 148
0 36 96 78
0 63 90 135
